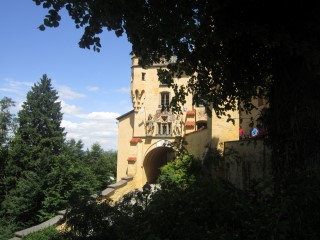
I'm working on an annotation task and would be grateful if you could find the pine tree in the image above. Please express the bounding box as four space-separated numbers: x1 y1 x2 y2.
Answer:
17 74 65 161
0 97 15 203
2 74 65 225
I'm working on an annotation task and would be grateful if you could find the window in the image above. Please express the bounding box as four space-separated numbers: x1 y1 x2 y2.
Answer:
157 122 172 135
196 121 207 130
160 92 170 108
155 111 173 136
142 72 146 81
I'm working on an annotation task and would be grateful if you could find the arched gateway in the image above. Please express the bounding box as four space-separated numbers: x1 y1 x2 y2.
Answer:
143 146 175 183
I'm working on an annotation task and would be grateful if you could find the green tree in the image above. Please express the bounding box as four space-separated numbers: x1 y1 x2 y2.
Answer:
0 97 15 202
158 153 197 190
33 0 320 189
1 74 65 225
41 139 99 219
22 226 61 240
86 143 117 190
0 97 15 146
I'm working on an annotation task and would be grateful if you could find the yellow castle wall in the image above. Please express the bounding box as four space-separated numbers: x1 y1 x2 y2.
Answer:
209 110 240 150
116 111 134 182
185 128 211 159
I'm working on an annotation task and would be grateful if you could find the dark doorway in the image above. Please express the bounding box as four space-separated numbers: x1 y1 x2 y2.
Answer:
143 147 175 183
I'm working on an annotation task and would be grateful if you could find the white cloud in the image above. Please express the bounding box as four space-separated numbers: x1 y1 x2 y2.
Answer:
5 78 33 88
58 86 86 100
1 79 121 150
117 87 130 93
0 87 22 94
0 78 33 97
61 111 120 150
86 111 119 120
60 100 81 115
86 86 99 91
0 79 34 115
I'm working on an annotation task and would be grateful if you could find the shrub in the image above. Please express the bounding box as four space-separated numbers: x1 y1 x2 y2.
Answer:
158 153 198 190
22 226 61 240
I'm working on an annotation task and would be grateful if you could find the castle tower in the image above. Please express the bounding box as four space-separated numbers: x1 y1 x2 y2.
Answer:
116 57 239 188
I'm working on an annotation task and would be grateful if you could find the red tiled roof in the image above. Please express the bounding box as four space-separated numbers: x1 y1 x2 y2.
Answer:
130 137 142 143
127 157 137 162
186 110 195 116
185 121 195 127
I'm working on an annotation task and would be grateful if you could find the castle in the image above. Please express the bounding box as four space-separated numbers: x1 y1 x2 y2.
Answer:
116 57 269 190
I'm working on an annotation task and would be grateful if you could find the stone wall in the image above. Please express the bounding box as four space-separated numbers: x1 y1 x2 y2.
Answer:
185 128 210 159
224 139 272 189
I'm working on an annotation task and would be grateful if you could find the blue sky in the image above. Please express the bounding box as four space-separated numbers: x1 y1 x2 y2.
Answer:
0 0 133 150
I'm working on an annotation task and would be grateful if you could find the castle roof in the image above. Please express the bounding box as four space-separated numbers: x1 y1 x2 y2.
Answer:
116 110 134 121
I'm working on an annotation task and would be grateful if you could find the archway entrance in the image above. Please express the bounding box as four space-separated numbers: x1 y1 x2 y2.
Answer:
143 147 175 183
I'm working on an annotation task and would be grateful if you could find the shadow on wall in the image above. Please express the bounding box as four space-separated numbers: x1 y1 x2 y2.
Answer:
224 139 272 189
201 137 225 179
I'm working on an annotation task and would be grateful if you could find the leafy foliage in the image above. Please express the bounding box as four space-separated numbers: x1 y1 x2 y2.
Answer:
158 153 198 190
22 226 61 240
59 173 320 240
32 0 320 113
40 141 99 220
0 219 18 240
60 198 117 240
85 143 117 190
